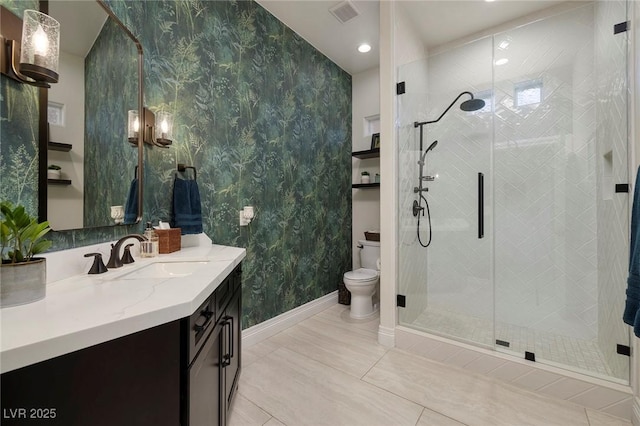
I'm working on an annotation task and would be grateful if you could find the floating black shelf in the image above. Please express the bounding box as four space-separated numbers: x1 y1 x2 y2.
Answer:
48 179 72 185
48 141 72 152
352 183 380 189
352 148 380 159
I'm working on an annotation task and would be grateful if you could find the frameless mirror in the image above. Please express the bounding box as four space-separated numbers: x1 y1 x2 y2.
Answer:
42 0 143 230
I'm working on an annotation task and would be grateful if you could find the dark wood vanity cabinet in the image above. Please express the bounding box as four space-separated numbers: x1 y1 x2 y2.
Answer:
183 265 242 426
1 264 242 426
1 320 182 426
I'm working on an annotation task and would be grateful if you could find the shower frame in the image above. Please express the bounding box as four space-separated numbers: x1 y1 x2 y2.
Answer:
394 0 632 384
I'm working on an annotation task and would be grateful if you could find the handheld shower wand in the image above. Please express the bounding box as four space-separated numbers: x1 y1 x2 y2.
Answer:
413 140 437 247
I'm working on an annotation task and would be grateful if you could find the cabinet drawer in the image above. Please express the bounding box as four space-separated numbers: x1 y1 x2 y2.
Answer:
215 266 242 320
215 278 231 321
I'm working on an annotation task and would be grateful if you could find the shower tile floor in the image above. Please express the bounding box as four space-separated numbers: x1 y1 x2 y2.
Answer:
411 306 615 378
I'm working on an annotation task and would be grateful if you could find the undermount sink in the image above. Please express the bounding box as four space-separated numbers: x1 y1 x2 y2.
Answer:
106 260 210 280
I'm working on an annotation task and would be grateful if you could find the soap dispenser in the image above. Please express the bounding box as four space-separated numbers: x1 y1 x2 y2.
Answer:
141 222 159 257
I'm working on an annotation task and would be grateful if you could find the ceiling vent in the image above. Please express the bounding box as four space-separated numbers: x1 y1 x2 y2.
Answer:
329 1 360 24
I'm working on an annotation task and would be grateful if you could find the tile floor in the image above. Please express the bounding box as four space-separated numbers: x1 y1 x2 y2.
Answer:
229 304 631 426
411 305 614 378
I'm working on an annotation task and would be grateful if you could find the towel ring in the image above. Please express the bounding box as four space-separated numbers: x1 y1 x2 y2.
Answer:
177 163 197 181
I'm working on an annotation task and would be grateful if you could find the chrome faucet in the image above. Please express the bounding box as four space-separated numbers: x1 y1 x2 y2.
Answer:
106 234 147 269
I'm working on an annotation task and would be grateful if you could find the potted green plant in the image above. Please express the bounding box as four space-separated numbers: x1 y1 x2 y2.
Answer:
1 201 52 308
47 164 62 180
361 170 370 184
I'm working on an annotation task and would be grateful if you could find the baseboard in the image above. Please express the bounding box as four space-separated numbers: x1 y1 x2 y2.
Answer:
633 396 640 426
242 291 338 348
378 324 395 347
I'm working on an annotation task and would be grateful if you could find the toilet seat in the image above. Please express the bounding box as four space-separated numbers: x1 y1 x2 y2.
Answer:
343 268 378 284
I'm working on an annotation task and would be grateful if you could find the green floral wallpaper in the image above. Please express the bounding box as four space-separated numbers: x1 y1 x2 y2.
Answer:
0 0 352 328
0 1 39 215
84 16 139 227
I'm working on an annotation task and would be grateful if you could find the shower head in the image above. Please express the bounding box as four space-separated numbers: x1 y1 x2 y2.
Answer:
414 91 486 128
426 140 438 153
460 97 485 112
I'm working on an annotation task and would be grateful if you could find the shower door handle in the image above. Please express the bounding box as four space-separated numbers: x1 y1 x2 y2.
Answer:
478 172 484 239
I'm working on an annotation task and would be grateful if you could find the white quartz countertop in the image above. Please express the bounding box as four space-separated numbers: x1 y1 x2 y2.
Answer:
0 243 246 374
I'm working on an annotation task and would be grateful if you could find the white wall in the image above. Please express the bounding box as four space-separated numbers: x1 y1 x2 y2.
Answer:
47 51 85 230
378 1 428 346
352 67 380 269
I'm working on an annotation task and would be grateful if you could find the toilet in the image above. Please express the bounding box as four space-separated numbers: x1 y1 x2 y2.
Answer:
343 240 380 319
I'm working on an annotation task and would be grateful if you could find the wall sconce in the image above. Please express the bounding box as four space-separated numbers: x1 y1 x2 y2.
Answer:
127 107 174 148
155 111 173 147
1 6 60 88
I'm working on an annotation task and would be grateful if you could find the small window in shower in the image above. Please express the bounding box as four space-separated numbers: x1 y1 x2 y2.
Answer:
514 79 542 107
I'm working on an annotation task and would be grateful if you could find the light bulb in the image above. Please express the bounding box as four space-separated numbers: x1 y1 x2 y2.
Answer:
358 43 371 53
133 117 140 132
33 25 48 56
161 119 169 133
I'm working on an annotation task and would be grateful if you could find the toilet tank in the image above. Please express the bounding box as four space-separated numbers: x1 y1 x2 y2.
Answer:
358 239 380 270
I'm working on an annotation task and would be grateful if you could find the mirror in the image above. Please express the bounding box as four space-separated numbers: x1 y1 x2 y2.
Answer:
41 0 143 230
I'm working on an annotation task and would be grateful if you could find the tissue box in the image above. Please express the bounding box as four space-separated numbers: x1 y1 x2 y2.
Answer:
156 228 181 253
364 231 380 242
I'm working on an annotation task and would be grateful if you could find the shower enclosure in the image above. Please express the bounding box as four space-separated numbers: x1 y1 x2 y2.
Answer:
397 1 630 382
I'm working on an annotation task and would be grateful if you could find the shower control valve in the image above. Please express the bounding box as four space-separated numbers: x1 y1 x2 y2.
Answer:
412 200 424 217
413 187 428 193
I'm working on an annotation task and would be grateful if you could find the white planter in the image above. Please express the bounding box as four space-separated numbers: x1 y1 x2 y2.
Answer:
47 169 61 179
361 175 370 184
0 258 46 308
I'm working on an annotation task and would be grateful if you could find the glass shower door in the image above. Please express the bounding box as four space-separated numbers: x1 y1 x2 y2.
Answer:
397 37 495 348
492 2 629 381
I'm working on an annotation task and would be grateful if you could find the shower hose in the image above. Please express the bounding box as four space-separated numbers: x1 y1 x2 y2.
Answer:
417 193 432 247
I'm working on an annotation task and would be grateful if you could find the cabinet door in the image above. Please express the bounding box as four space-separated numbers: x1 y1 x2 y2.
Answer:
223 289 241 409
189 322 223 426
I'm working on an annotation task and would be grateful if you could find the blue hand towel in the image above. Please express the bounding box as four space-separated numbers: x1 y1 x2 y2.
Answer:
123 178 138 224
623 167 640 337
172 177 203 235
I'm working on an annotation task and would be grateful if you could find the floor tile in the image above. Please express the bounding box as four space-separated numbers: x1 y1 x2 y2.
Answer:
228 394 272 426
243 338 281 367
268 323 388 378
232 303 629 426
363 349 590 426
265 312 388 378
238 347 423 426
585 409 632 426
416 408 467 426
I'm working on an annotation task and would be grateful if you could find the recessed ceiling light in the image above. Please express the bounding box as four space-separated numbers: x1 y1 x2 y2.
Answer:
485 0 496 2
358 43 371 53
495 58 509 66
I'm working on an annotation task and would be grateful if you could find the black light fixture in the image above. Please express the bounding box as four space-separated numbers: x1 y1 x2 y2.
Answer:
1 6 60 88
127 108 173 148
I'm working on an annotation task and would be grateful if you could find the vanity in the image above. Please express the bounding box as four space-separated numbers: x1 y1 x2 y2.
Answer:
0 236 245 426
